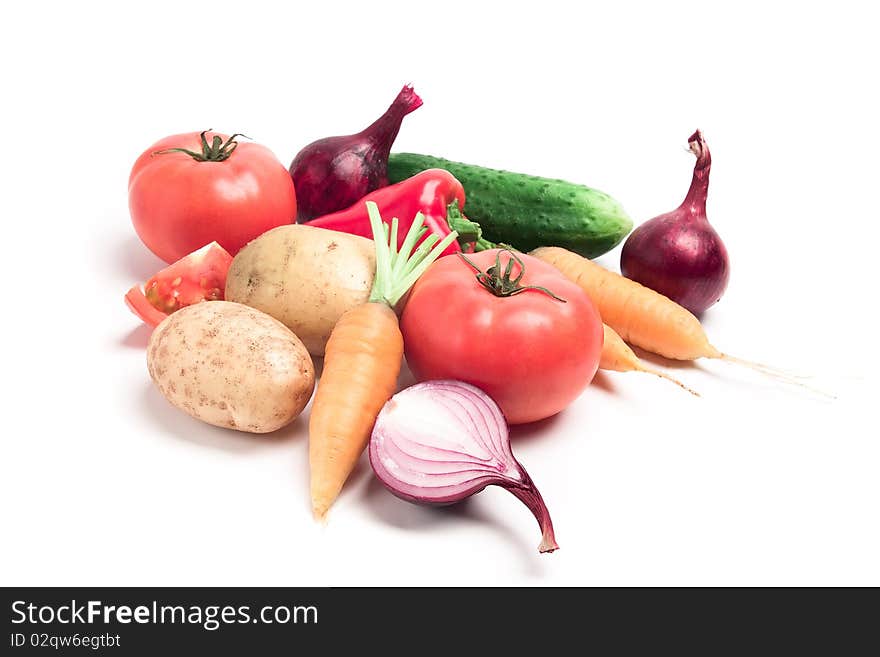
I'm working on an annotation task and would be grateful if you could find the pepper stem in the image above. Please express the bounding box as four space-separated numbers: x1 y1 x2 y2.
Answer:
458 249 566 302
444 200 498 251
153 130 249 162
471 236 500 252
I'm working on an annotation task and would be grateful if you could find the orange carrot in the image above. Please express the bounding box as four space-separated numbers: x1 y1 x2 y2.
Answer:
309 303 402 517
600 324 699 396
309 202 458 519
532 247 810 387
533 247 718 360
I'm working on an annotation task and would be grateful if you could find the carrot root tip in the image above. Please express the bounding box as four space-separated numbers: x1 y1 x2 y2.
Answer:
719 353 810 379
718 353 836 399
639 366 701 397
312 503 329 523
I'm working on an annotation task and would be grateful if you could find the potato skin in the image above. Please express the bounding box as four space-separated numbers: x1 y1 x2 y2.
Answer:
147 301 315 433
225 225 375 355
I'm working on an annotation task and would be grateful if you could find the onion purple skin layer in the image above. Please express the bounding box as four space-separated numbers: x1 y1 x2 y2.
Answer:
290 84 422 222
290 138 389 223
620 212 730 315
620 129 730 316
369 380 559 554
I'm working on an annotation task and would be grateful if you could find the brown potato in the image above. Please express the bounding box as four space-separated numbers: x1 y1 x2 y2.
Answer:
147 301 315 433
225 225 375 355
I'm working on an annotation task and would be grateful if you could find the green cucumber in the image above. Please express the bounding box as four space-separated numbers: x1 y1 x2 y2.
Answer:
387 153 632 259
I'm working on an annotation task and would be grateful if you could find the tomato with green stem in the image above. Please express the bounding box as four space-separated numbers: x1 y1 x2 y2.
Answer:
129 130 297 263
400 249 603 424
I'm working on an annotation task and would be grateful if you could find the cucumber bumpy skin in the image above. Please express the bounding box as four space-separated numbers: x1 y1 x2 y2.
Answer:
387 153 633 259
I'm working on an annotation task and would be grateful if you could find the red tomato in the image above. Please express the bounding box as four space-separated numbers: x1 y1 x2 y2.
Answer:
124 241 233 327
401 249 604 424
129 131 297 263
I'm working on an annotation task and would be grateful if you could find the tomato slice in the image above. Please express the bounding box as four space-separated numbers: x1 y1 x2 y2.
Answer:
125 285 169 327
124 241 233 327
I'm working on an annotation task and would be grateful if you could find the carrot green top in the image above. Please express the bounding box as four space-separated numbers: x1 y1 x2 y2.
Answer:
366 200 458 307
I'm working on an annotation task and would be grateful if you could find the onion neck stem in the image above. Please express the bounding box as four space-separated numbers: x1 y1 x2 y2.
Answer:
681 129 711 216
505 473 558 554
362 85 422 153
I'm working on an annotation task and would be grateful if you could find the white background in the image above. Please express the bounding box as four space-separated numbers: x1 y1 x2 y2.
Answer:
2 1 877 586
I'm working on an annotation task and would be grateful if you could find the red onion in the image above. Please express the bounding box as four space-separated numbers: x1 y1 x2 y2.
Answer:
620 130 730 315
290 84 423 222
369 380 558 554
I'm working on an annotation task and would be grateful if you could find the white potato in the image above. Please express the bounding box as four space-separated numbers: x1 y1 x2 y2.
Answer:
225 224 375 355
147 301 315 433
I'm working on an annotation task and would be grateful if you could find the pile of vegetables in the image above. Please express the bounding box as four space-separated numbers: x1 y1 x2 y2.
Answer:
123 84 804 554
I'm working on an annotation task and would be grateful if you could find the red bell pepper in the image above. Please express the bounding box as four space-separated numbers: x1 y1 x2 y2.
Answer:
307 169 491 256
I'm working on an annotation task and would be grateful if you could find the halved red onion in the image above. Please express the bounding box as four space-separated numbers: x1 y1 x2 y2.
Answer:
369 380 558 553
